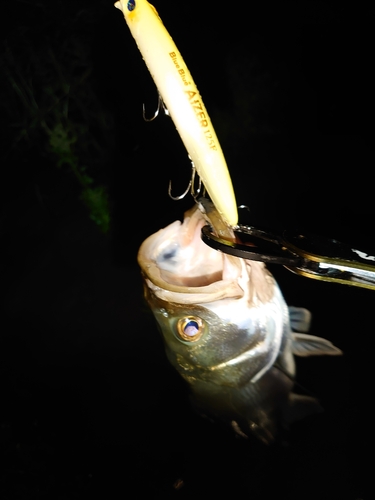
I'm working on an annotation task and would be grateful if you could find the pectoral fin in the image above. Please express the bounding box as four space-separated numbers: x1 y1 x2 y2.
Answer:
291 333 343 357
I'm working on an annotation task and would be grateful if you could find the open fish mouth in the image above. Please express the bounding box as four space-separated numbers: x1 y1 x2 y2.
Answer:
138 204 275 306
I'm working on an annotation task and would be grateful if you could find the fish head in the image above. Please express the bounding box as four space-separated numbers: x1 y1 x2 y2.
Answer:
138 205 288 387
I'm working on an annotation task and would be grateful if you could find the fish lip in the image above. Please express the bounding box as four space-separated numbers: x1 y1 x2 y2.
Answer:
142 275 244 304
137 207 246 302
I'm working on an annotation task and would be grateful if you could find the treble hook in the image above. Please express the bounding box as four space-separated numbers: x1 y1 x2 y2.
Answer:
168 161 204 201
143 92 170 122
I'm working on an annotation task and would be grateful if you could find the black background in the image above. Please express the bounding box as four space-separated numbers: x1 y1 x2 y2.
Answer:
1 1 374 498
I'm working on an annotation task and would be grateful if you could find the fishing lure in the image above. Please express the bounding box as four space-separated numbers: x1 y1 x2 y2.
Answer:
115 0 238 227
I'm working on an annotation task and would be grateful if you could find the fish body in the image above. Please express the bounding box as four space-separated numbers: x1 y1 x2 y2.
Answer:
138 205 342 444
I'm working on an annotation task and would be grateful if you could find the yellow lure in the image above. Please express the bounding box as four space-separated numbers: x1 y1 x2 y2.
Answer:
115 0 238 227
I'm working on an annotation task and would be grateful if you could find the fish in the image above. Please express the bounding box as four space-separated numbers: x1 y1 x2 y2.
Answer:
137 203 342 444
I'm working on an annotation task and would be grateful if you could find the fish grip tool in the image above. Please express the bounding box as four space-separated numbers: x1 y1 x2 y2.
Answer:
201 224 375 290
201 224 301 266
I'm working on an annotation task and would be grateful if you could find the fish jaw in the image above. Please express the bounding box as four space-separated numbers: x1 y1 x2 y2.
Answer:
138 205 245 302
138 205 275 304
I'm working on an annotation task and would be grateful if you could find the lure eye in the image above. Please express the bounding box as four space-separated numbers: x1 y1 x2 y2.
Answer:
176 316 204 342
127 0 136 12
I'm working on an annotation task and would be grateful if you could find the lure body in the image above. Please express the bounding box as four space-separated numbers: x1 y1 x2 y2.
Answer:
115 0 238 227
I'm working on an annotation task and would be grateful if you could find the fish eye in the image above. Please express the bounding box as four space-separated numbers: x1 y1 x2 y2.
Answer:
176 316 204 342
127 0 136 12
